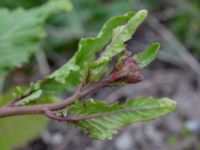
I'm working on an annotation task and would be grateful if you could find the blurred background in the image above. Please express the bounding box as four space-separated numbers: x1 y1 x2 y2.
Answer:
0 0 200 150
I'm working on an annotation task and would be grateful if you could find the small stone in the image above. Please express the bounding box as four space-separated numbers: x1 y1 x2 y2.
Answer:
115 132 134 150
51 133 63 145
185 119 200 133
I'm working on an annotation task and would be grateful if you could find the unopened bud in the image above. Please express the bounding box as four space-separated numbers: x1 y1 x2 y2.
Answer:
108 51 144 84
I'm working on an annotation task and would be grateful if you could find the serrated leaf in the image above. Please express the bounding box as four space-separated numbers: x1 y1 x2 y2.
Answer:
0 82 61 106
133 43 160 68
26 12 136 100
5 10 153 105
0 0 72 75
90 10 148 80
68 97 176 140
45 12 135 84
75 12 135 68
16 90 42 105
47 58 79 84
97 10 147 64
0 86 27 106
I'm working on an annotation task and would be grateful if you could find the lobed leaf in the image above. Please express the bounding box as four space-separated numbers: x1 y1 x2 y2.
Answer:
133 42 160 68
96 10 147 65
90 10 148 80
68 97 176 140
24 12 137 102
0 85 29 106
0 0 72 75
44 12 135 85
4 10 161 106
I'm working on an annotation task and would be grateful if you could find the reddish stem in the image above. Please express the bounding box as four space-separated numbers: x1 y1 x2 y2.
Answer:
0 80 108 118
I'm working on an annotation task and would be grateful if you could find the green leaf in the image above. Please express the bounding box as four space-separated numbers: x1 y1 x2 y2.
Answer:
46 12 135 84
75 12 135 68
90 10 148 80
97 10 147 64
0 86 27 106
6 10 148 105
4 10 151 105
0 0 45 9
0 0 72 75
68 97 176 140
0 116 48 150
28 12 136 98
133 42 160 68
16 90 42 105
47 58 79 84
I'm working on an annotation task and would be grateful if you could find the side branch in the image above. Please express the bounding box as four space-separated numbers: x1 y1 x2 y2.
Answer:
0 80 108 118
0 52 143 119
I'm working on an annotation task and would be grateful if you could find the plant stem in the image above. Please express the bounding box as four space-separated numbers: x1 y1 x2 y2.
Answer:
0 80 108 119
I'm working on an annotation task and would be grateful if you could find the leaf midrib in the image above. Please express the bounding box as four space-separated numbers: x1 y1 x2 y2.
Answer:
68 104 175 121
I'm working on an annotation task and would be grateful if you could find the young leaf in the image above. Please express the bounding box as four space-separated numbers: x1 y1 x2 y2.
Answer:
75 12 135 68
0 86 27 106
68 97 176 140
47 58 79 84
21 12 137 103
133 43 160 68
5 10 150 105
0 0 72 75
90 10 148 80
44 12 135 85
97 10 147 64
